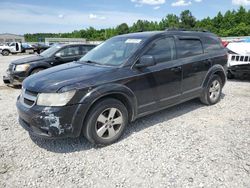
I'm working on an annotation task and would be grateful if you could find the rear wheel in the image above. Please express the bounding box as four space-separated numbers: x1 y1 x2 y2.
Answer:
200 75 222 105
83 98 128 145
2 50 10 56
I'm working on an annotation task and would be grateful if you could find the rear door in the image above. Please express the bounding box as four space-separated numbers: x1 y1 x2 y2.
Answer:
176 37 211 99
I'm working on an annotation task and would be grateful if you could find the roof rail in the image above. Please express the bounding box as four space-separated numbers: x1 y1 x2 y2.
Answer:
165 28 210 32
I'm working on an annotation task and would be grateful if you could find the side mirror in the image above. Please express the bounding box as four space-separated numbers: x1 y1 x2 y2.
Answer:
135 55 156 68
55 52 62 59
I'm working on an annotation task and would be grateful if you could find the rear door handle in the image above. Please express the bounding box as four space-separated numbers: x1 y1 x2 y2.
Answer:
170 66 182 73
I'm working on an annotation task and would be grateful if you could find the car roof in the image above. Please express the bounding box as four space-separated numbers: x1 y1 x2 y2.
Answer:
115 30 215 39
55 43 96 48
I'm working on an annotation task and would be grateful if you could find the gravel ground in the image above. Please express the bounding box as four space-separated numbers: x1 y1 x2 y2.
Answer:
0 55 250 188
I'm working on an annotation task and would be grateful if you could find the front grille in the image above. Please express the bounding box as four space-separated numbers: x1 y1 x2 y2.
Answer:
231 55 250 62
21 89 38 107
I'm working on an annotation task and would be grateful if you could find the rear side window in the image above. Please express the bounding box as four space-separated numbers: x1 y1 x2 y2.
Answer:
145 37 176 63
178 39 203 58
203 36 223 52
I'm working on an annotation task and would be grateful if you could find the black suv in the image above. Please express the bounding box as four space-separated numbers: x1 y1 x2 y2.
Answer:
16 30 228 145
3 43 96 85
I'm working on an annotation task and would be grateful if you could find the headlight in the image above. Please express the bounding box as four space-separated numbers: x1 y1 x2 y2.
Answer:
15 64 30 72
37 90 76 106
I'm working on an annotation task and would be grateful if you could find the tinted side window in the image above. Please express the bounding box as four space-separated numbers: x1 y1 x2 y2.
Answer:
60 46 80 57
80 45 95 55
178 39 203 58
145 37 175 63
203 36 223 52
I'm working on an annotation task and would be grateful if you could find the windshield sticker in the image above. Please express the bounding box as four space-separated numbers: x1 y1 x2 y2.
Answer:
125 39 142 44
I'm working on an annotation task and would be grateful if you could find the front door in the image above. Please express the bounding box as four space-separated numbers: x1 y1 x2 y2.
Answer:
54 46 82 65
133 37 182 115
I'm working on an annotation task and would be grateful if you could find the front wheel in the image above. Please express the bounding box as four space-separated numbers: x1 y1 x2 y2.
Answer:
200 75 222 105
83 98 128 145
2 50 10 56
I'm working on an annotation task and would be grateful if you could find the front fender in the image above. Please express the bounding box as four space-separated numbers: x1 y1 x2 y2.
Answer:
71 83 138 137
27 62 51 75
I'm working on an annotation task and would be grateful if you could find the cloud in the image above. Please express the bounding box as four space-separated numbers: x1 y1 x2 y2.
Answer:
194 0 202 2
0 2 160 34
171 0 192 6
153 6 161 9
58 14 64 19
232 0 250 6
131 0 166 5
89 13 106 20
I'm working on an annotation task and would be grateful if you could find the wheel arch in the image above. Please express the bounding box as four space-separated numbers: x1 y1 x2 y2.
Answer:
202 64 227 88
28 65 50 75
71 84 138 137
2 49 11 54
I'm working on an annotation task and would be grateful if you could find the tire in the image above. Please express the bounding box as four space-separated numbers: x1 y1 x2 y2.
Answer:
227 71 234 79
200 75 223 105
2 50 10 56
83 98 128 145
30 68 45 75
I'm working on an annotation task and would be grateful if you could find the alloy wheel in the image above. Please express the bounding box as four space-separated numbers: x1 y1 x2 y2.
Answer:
209 80 221 102
95 108 123 139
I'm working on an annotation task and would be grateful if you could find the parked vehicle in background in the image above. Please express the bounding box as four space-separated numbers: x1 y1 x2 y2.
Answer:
226 39 250 79
21 43 35 53
32 43 50 54
3 43 96 85
0 42 35 56
16 30 228 145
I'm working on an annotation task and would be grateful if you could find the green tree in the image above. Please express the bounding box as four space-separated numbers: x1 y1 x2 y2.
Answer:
180 10 196 28
116 23 129 35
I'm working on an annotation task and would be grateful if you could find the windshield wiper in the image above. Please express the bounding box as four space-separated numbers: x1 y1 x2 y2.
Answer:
84 60 101 65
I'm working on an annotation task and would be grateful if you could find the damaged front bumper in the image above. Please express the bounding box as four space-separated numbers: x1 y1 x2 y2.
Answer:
16 96 84 139
3 70 24 86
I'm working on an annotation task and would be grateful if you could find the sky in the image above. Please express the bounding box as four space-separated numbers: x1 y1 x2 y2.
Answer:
0 0 250 34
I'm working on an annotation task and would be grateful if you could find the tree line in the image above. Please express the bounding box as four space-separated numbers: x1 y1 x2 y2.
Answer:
24 6 250 42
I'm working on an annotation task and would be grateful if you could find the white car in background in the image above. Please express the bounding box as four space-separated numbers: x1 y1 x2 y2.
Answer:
226 39 250 79
0 42 34 56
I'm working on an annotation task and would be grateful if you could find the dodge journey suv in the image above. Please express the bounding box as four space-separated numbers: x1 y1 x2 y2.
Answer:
16 30 228 145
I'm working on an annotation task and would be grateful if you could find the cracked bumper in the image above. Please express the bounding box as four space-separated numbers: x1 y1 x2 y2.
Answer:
16 96 84 139
3 71 25 85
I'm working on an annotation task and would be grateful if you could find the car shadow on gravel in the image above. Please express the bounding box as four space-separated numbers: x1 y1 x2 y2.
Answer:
30 95 226 153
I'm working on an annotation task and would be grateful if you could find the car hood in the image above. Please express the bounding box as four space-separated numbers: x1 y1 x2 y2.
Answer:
23 62 117 93
11 55 47 65
227 42 250 55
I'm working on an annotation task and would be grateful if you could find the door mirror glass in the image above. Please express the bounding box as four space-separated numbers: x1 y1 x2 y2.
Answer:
55 52 62 58
136 55 156 68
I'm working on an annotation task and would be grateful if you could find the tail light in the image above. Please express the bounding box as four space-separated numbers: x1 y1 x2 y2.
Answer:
219 38 229 47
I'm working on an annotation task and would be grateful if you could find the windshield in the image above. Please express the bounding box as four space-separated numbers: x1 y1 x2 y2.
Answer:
80 37 145 66
40 45 62 57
